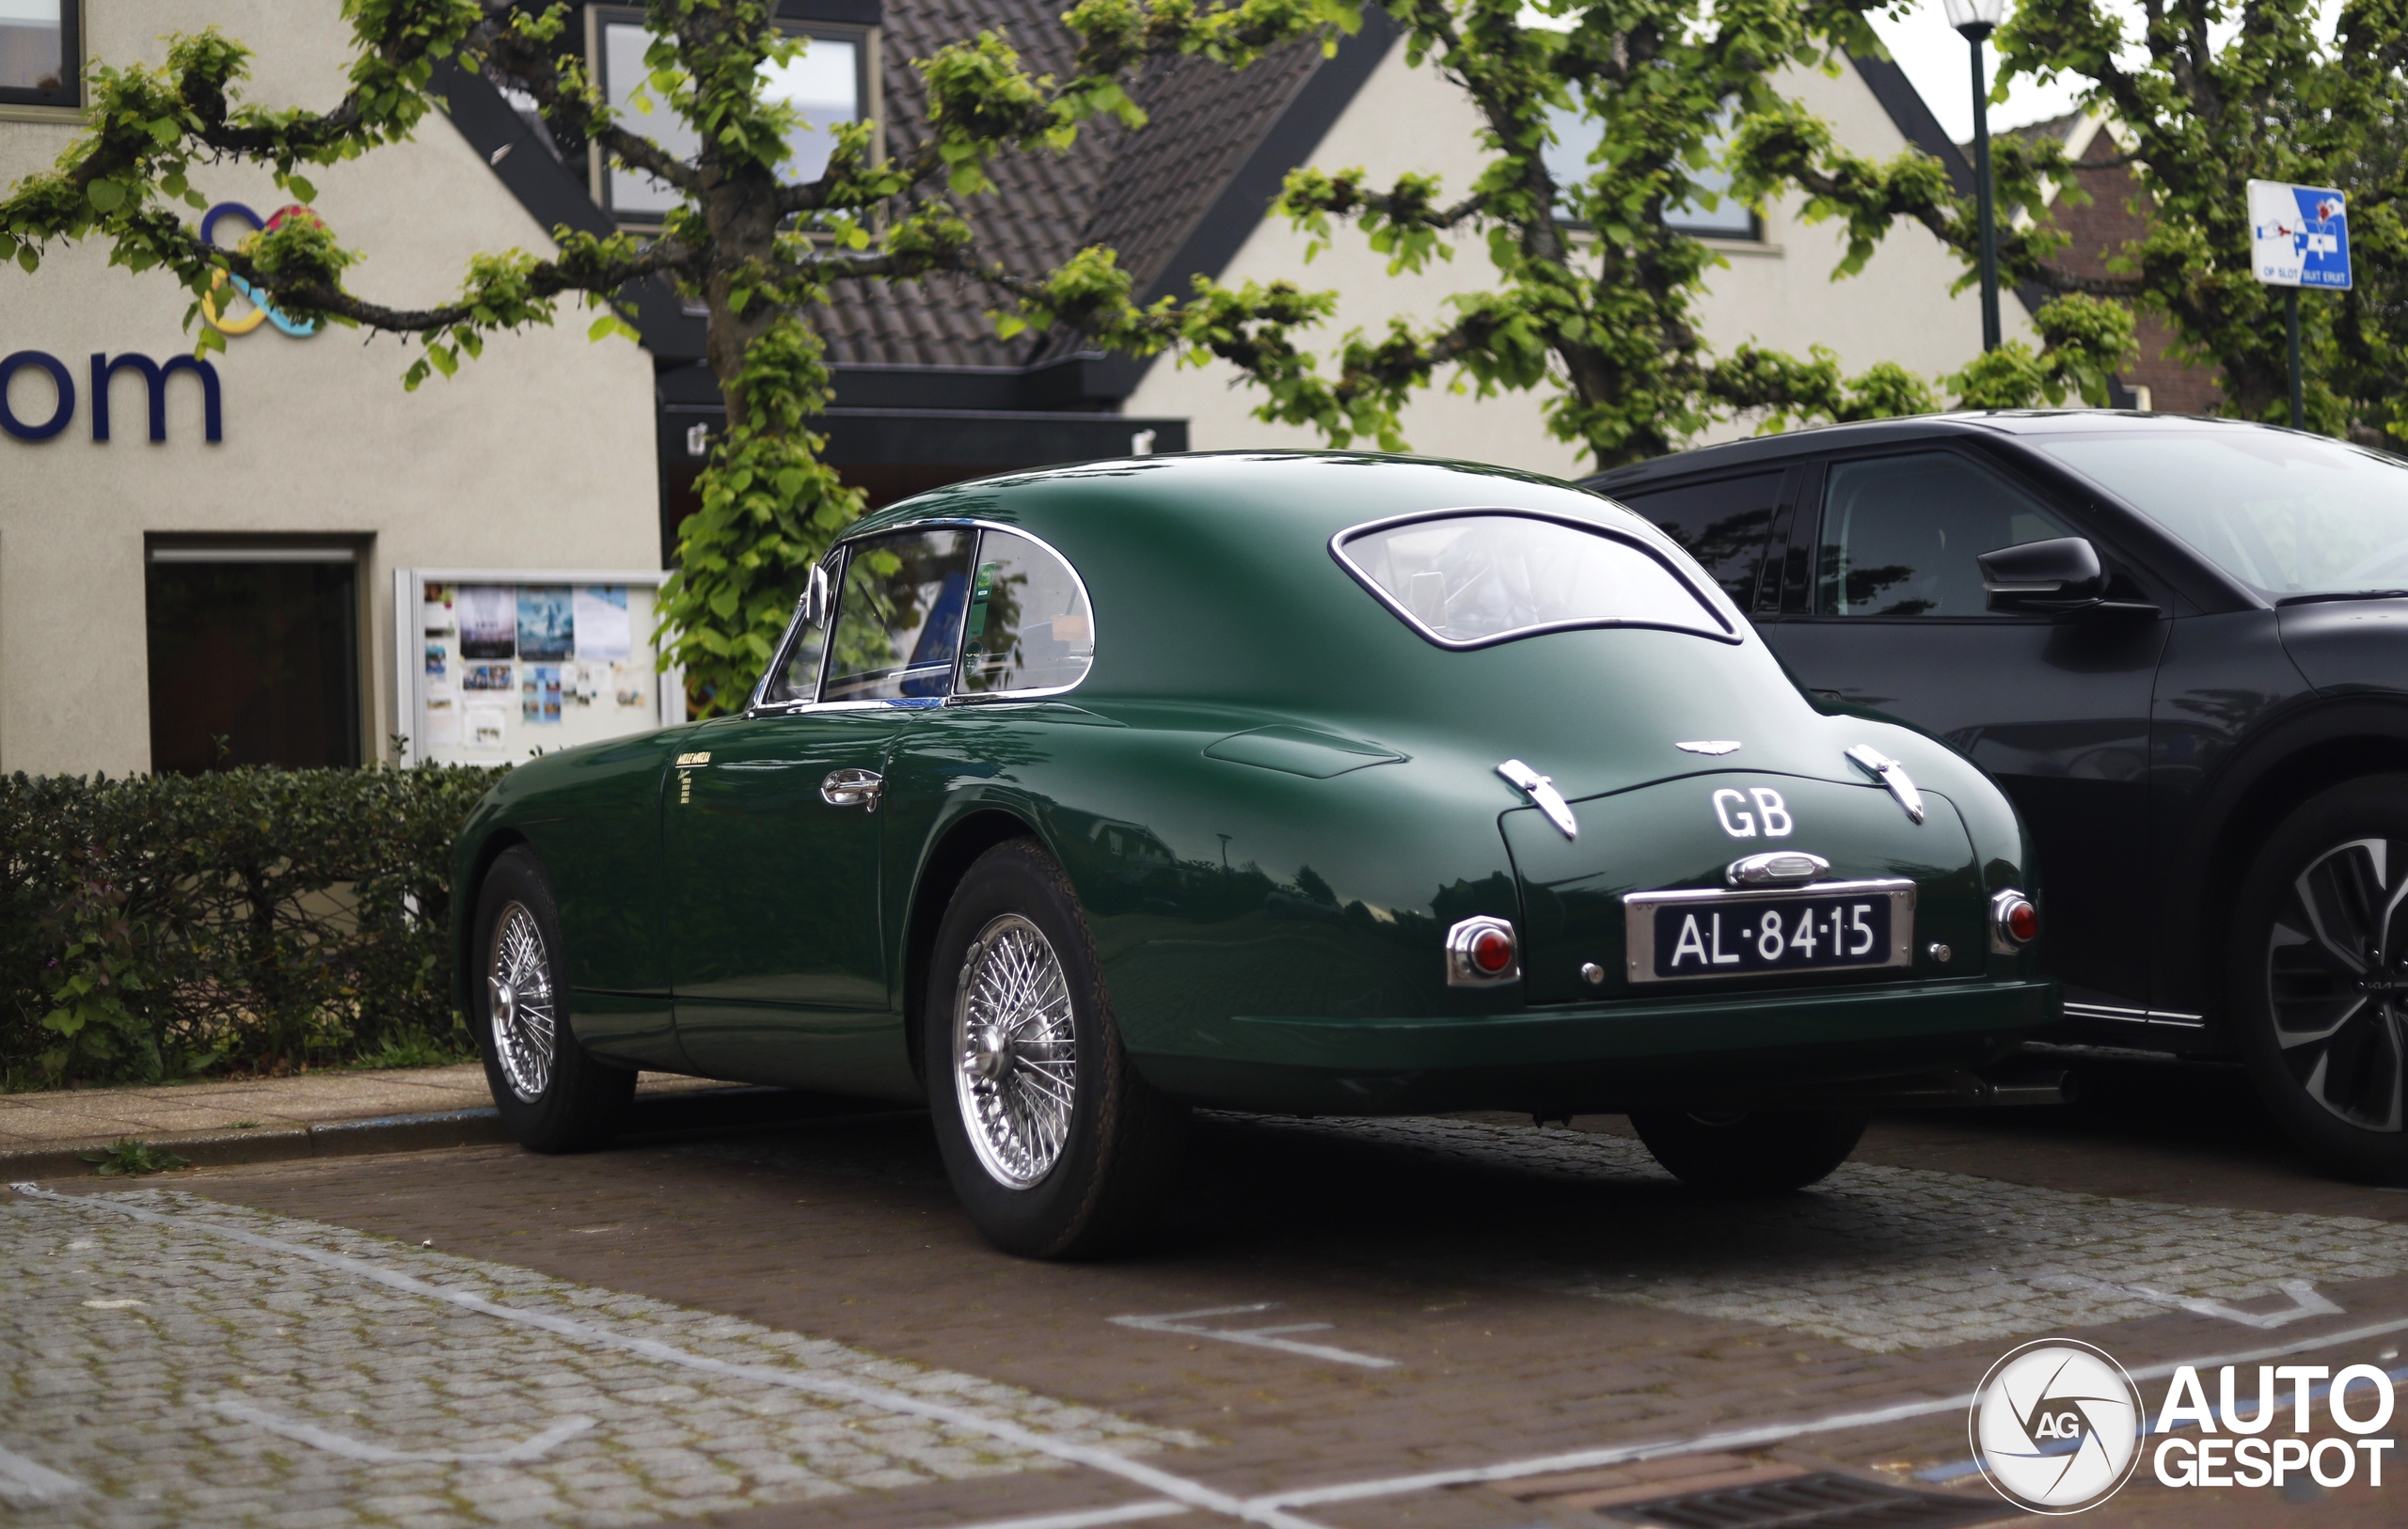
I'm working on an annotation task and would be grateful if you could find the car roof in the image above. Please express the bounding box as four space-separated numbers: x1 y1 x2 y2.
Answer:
844 449 1609 548
1579 410 2299 492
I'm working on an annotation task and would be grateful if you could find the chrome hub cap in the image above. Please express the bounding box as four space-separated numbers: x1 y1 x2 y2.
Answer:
953 914 1077 1188
2268 837 2408 1132
487 903 555 1105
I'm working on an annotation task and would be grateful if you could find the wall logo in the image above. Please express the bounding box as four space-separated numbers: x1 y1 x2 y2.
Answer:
198 202 320 339
1970 1340 2145 1513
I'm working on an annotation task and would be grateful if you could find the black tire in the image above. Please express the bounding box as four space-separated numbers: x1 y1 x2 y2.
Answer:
1628 1108 1867 1196
2228 776 2408 1182
470 845 635 1154
924 838 1187 1258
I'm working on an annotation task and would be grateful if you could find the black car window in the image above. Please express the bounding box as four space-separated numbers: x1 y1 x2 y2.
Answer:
960 529 1096 695
1815 452 2073 616
1610 471 1782 610
1337 512 1735 647
824 528 974 701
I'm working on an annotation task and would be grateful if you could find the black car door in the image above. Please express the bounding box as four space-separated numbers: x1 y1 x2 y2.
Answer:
1754 445 2171 1007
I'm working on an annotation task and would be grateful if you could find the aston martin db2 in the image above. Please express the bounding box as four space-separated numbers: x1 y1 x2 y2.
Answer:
451 453 2057 1255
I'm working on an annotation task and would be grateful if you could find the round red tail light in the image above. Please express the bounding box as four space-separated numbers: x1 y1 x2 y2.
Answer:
1469 926 1516 974
1992 891 2038 947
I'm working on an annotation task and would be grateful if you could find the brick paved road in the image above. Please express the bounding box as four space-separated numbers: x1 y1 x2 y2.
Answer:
6 1054 2405 1528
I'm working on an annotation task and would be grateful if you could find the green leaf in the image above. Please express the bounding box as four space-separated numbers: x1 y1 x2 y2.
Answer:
283 174 317 203
86 180 125 212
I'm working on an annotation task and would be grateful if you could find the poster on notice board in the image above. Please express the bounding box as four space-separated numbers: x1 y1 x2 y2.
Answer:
405 571 676 766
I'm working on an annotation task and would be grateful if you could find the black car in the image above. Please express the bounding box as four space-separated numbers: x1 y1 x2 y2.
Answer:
1585 411 2408 1179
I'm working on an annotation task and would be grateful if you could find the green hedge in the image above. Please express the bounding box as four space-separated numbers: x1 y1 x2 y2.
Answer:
1 764 504 1090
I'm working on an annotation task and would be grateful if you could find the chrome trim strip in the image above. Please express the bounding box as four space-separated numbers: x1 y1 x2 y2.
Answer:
2063 1001 2209 1029
1727 849 1830 887
1623 877 1916 985
1328 506 1742 651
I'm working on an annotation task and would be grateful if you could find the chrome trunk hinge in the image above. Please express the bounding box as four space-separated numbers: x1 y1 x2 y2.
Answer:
1846 745 1926 825
1497 759 1578 841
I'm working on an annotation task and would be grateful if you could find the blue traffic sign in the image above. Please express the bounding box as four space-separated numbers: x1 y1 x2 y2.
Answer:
2250 180 2352 290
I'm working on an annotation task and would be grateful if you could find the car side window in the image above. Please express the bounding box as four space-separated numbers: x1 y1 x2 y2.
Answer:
1611 471 1783 611
824 528 975 701
758 559 836 706
1814 451 2073 617
960 529 1096 694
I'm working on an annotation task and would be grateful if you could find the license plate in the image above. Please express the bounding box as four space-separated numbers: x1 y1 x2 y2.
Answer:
1624 879 1915 984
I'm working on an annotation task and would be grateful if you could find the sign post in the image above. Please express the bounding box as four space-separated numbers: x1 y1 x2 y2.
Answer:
2248 179 2353 430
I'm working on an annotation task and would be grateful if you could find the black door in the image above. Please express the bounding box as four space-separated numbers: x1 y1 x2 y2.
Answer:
1755 448 2170 1006
1609 467 1795 617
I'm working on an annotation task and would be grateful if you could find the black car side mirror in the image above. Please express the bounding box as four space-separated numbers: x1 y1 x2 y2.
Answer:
1981 537 2111 615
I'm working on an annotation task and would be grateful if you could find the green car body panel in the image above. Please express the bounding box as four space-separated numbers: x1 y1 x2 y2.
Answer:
450 452 2054 1113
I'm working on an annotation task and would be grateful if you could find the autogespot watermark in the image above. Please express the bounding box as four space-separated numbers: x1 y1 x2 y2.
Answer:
1969 1339 2400 1512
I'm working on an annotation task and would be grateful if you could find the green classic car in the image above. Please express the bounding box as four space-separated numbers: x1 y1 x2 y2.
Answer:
451 452 2056 1255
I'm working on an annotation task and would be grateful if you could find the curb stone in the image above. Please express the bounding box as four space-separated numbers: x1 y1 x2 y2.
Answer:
0 1084 906 1183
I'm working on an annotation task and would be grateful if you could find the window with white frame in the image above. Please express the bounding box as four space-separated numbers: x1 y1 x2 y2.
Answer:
1542 107 1759 241
0 0 78 108
592 7 870 221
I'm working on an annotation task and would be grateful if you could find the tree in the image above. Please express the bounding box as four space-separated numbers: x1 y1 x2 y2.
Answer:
0 0 1354 710
1772 0 2408 442
1160 0 2136 470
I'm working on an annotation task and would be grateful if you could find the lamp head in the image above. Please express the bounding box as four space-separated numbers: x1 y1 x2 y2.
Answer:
1941 0 2005 40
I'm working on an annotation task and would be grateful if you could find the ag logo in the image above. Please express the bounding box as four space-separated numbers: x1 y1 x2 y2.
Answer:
1971 1340 2145 1513
1711 786 1792 839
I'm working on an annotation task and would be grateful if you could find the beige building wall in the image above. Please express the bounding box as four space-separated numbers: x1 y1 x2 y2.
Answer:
1126 39 2035 476
0 2 658 778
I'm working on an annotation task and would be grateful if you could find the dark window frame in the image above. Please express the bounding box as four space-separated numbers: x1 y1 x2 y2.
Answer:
0 0 81 110
587 4 876 227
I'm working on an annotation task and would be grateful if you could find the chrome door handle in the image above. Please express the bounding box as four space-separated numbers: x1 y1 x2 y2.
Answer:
820 768 883 812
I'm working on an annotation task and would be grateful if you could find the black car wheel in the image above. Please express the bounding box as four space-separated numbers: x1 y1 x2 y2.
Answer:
471 846 635 1153
925 838 1187 1258
1628 1108 1867 1195
2230 777 2408 1181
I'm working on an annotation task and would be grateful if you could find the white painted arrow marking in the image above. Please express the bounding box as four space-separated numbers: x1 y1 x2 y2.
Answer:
1109 1304 1397 1369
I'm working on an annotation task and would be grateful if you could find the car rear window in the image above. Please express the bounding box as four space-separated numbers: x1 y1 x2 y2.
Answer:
1335 512 1735 648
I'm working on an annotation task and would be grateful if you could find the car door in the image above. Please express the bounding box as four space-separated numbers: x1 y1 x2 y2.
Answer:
666 526 975 1096
1755 446 2170 1006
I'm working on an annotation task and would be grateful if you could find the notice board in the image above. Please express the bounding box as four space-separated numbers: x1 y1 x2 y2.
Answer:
391 567 684 766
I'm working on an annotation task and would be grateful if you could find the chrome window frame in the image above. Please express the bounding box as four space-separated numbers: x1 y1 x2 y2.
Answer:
1330 506 1742 652
745 519 1097 717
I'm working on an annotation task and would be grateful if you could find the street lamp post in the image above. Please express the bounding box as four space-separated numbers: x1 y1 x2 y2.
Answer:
1943 0 2007 353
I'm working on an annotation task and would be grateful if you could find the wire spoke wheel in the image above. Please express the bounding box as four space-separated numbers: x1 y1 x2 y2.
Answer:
486 902 556 1105
953 913 1078 1189
2269 836 2408 1133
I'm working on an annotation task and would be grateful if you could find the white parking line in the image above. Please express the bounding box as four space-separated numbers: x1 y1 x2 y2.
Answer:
1242 1311 2408 1515
0 1443 84 1504
1109 1304 1397 1369
200 1396 597 1464
959 1504 1191 1529
12 1186 1332 1529
2034 1273 2345 1329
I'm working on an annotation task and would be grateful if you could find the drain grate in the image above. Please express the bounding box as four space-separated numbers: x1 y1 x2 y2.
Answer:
1604 1470 2009 1529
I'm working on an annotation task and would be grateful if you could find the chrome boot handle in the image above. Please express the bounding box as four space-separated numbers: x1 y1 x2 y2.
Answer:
820 768 883 812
